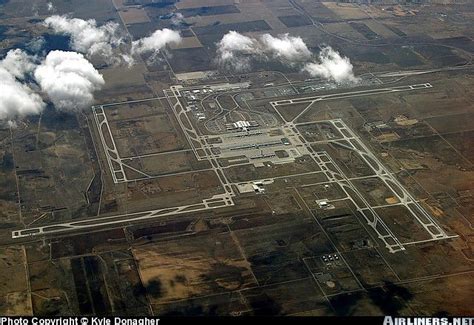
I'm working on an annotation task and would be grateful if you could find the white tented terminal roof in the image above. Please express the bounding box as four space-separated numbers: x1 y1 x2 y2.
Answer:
233 120 251 128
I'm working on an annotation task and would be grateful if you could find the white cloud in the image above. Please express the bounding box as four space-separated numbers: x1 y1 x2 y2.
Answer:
131 28 182 56
1 48 109 119
27 37 46 53
303 46 358 84
0 50 45 120
216 32 358 83
260 33 311 62
216 31 260 71
120 53 135 67
34 50 105 112
43 15 123 63
47 2 55 12
171 13 185 27
0 49 38 79
217 31 259 60
0 72 45 119
44 16 184 66
216 31 311 71
7 120 18 128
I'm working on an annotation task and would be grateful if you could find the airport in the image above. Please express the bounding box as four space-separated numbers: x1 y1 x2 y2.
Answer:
13 77 456 254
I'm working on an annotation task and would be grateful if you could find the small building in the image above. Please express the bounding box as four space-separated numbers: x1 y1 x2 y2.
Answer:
316 199 334 210
364 121 390 132
252 183 265 194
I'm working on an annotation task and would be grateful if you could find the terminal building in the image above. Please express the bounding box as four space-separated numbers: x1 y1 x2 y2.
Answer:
226 120 259 132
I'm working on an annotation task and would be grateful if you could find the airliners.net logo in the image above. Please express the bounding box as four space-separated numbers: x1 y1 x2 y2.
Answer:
384 317 473 325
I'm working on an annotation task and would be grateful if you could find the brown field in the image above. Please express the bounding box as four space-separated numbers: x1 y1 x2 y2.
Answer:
107 104 189 157
0 246 31 315
119 7 150 24
133 231 257 304
322 2 371 20
169 36 203 50
176 0 235 10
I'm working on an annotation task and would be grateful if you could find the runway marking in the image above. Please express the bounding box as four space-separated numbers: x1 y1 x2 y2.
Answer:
270 83 433 122
92 106 127 183
11 194 234 239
